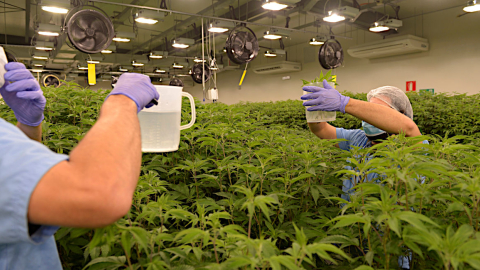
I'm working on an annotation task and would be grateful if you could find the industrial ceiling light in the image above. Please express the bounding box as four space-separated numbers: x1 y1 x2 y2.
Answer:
208 20 235 33
264 50 277 57
37 23 61 36
464 0 480 12
119 66 133 72
323 6 359 23
31 60 45 67
41 0 70 14
149 51 168 59
262 0 288 11
263 29 290 40
369 19 403 32
155 67 168 73
309 36 327 45
35 41 55 51
31 68 44 73
172 38 195 49
194 57 206 63
101 44 116 54
78 65 88 70
135 9 165 24
32 51 50 60
113 31 136 42
172 62 184 69
87 56 102 64
132 60 145 67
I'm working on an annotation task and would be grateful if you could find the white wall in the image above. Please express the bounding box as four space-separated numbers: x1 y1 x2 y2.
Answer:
187 6 480 105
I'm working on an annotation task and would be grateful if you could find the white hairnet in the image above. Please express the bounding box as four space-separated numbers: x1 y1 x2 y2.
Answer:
367 86 414 120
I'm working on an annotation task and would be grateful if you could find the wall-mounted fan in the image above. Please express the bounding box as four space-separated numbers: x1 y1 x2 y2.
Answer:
318 39 344 70
41 73 61 88
225 26 259 65
190 63 211 84
66 9 115 54
169 78 184 87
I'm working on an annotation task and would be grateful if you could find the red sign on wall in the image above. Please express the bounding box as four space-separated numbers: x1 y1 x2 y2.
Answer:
406 81 416 92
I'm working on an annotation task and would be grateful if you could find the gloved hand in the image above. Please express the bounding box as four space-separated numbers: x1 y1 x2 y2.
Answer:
106 73 159 113
0 62 46 126
301 79 350 113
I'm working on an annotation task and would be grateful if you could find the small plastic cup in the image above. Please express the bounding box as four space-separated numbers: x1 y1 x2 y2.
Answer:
303 82 336 123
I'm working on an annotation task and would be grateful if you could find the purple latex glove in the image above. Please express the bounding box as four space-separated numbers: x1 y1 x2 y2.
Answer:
301 79 350 113
106 73 159 113
0 62 46 126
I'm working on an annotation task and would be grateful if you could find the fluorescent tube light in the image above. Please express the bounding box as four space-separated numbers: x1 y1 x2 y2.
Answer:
32 69 44 73
39 31 60 37
35 41 54 51
135 17 158 24
262 1 288 11
87 60 100 64
32 52 49 60
113 37 130 42
37 23 61 36
42 6 68 14
78 66 88 70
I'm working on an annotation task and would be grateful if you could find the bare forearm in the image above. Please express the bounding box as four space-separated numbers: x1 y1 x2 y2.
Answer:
17 122 42 142
68 95 141 207
345 99 421 137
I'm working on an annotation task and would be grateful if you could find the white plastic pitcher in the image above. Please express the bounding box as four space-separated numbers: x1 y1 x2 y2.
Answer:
304 81 336 123
138 85 196 152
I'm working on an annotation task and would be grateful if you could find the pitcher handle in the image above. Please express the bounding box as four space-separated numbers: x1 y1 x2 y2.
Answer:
180 92 196 130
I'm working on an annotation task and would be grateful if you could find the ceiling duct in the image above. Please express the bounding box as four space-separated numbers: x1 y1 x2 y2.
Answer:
253 61 301 75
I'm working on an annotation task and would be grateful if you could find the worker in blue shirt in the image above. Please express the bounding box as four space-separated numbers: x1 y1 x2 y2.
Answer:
0 62 159 270
301 80 426 269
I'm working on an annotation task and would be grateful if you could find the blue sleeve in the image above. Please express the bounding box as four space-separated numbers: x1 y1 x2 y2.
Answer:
336 128 370 151
0 119 68 245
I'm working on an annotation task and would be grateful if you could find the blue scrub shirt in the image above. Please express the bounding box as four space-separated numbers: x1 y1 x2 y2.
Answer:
0 118 68 270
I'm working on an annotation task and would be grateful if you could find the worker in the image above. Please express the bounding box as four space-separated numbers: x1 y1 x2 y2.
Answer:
301 80 427 269
0 62 159 269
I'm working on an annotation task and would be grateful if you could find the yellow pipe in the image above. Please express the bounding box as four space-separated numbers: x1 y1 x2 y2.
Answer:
239 69 247 86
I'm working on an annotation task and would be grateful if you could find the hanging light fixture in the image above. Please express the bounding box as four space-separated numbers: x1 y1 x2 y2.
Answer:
32 51 50 60
101 45 116 54
35 41 54 51
134 9 165 24
262 1 288 11
263 29 290 40
87 56 103 64
149 51 168 59
172 38 195 49
172 62 184 69
31 60 45 67
132 59 147 67
264 50 277 57
40 0 70 14
208 21 235 33
309 36 326 45
36 23 61 36
464 0 480 12
369 19 402 33
323 6 359 23
155 67 168 73
113 31 136 42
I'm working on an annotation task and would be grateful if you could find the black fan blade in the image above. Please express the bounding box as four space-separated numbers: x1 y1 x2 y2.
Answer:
81 37 96 51
77 16 90 30
94 31 107 46
90 18 105 31
70 23 87 40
